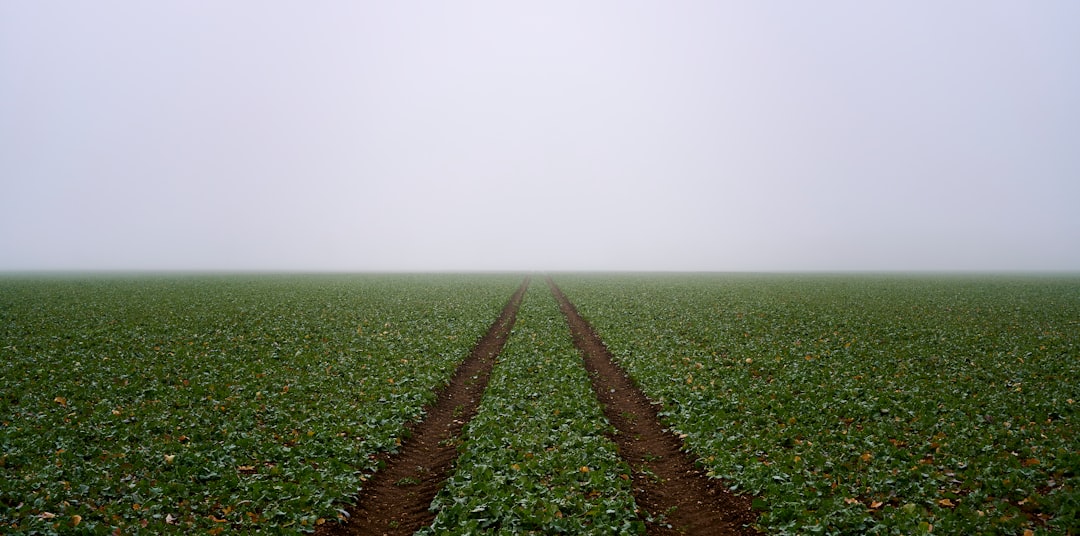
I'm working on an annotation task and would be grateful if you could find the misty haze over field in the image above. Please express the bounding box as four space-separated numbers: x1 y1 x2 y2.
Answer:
2 2 1078 272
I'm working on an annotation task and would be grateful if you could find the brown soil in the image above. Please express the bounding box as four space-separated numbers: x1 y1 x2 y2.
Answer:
319 278 529 536
547 278 760 536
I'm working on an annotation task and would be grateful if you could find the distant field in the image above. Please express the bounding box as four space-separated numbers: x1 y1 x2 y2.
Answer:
0 274 520 534
556 274 1080 535
2 273 1077 535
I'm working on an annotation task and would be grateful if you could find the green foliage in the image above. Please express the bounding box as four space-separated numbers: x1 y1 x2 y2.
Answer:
422 282 644 535
557 274 1080 535
0 274 519 534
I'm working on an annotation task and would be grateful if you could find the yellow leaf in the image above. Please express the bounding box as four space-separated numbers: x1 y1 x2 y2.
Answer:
54 397 67 407
1023 530 1035 536
861 452 872 462
580 466 590 473
938 498 955 507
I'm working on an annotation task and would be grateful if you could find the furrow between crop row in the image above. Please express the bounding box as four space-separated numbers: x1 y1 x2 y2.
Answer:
548 278 760 536
325 277 529 536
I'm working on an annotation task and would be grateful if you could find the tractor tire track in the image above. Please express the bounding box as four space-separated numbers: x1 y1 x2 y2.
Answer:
322 278 529 536
548 278 760 536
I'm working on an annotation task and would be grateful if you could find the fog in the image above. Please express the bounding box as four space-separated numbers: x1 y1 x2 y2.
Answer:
3 2 1078 272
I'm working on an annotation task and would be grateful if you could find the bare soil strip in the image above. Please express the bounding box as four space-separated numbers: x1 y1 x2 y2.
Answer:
547 278 760 536
322 278 529 536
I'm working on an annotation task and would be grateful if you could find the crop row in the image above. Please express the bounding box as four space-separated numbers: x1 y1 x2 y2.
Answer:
555 274 1079 535
422 282 644 535
0 274 520 534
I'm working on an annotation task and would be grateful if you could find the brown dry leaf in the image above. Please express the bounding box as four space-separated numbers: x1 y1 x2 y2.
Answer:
938 498 956 507
54 397 67 407
861 452 872 462
844 498 860 505
870 501 884 509
72 515 82 527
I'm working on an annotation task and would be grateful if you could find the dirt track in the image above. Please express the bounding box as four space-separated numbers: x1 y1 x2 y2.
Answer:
548 278 758 535
325 277 758 535
321 278 529 535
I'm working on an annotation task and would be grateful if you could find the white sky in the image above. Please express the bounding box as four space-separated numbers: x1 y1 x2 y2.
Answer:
2 2 1078 272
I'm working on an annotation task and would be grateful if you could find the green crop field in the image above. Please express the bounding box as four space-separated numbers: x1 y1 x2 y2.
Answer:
3 273 1078 535
555 274 1080 535
0 274 520 534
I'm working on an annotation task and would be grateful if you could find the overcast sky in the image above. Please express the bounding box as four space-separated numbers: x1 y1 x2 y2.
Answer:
2 2 1078 272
